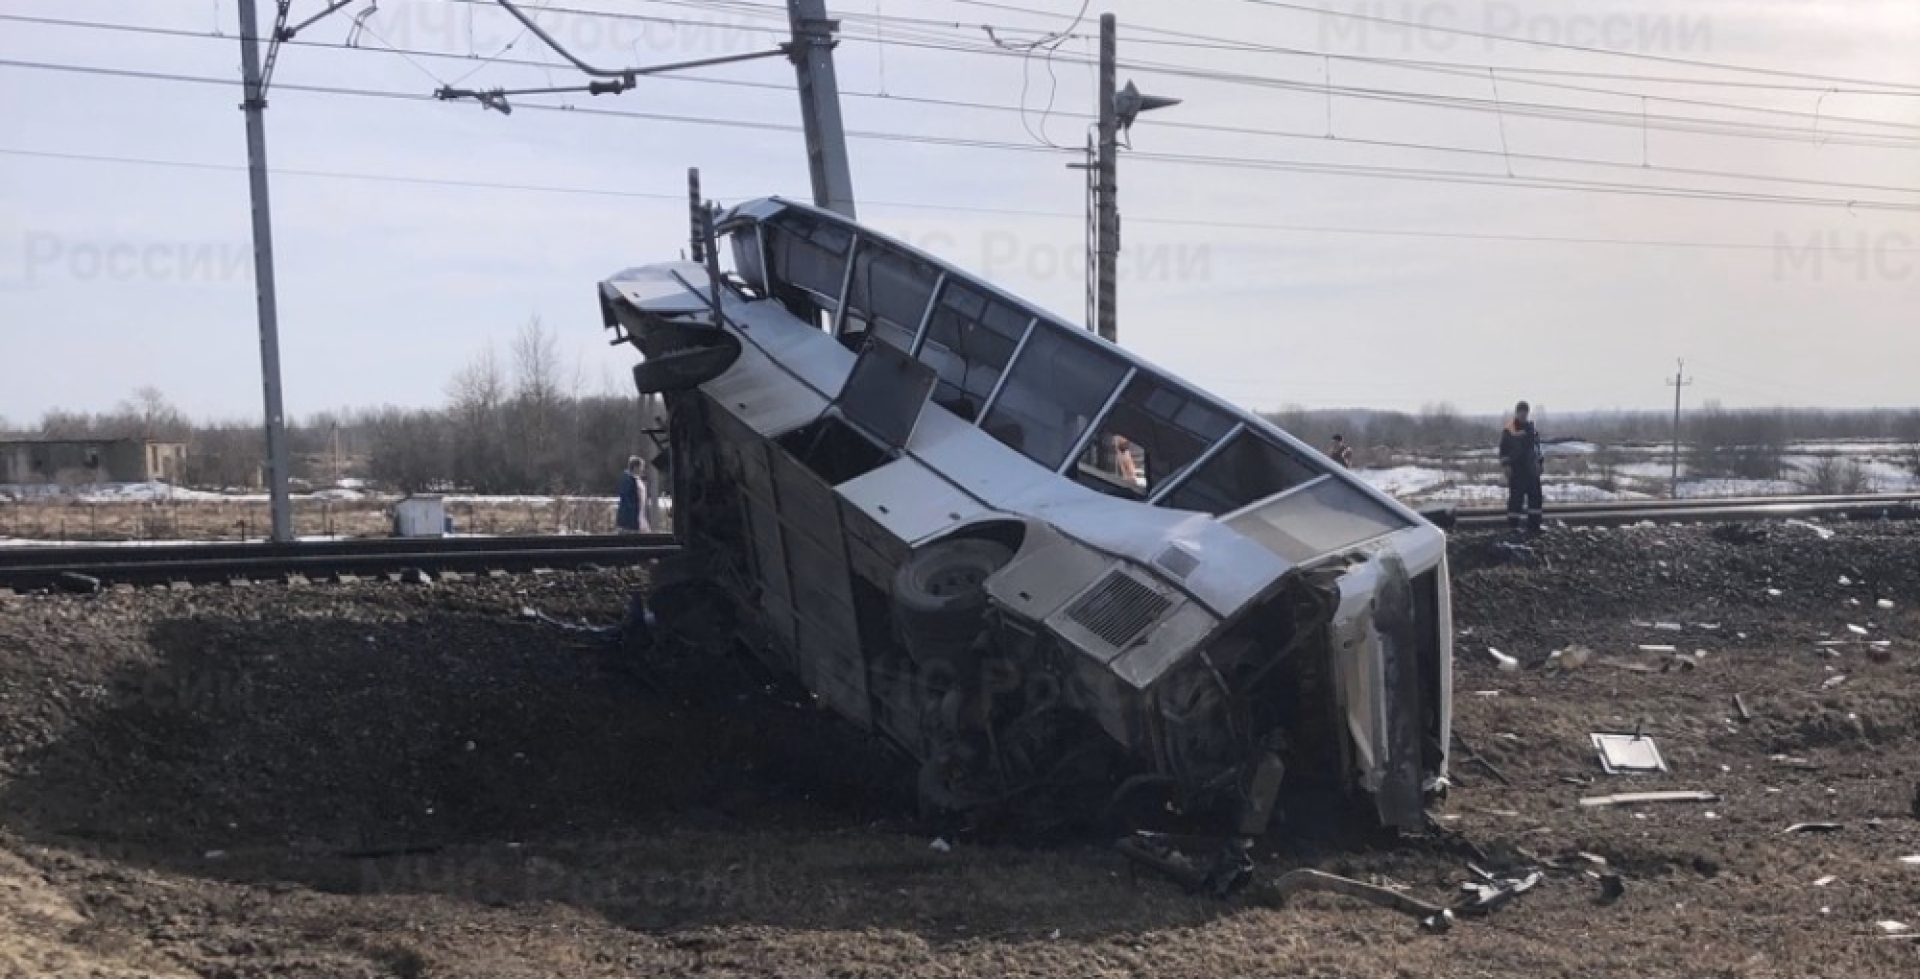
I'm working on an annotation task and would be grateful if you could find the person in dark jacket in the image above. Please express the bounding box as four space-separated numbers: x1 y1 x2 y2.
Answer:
1498 401 1544 533
615 456 649 533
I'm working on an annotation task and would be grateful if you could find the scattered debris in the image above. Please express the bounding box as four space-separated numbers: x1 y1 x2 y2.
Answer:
1579 791 1720 808
1783 823 1843 834
1457 871 1544 916
1901 856 1920 867
1766 588 1784 597
1839 575 1854 586
1592 733 1669 775
1878 598 1896 610
1783 519 1834 540
1117 834 1252 898
1877 921 1911 935
1636 644 1677 653
1600 658 1661 674
930 838 952 853
1733 693 1753 722
1594 872 1626 903
1251 864 1542 930
524 607 623 637
1487 647 1520 671
1821 675 1848 690
1847 624 1870 636
1813 875 1836 887
1548 644 1593 671
1664 652 1702 672
1253 867 1444 918
1653 622 1683 631
1452 732 1514 787
54 571 101 595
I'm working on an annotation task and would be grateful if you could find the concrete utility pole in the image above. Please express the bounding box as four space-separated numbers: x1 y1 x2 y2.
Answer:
1074 15 1178 345
238 0 294 542
788 0 857 218
1668 359 1693 498
1095 13 1118 345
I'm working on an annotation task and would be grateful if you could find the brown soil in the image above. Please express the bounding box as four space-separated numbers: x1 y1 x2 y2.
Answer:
1 522 1917 977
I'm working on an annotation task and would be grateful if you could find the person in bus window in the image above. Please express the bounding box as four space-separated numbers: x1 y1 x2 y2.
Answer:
1114 435 1140 488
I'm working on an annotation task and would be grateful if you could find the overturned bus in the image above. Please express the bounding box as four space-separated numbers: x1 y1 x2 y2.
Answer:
601 196 1452 835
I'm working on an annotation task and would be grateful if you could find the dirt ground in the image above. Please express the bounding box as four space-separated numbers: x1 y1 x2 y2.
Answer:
1 521 1917 977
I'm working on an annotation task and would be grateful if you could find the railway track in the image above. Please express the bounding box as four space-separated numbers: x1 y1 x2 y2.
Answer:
0 534 680 592
1442 492 1920 530
3 492 1916 591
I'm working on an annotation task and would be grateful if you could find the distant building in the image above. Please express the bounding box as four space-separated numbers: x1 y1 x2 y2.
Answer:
0 438 187 485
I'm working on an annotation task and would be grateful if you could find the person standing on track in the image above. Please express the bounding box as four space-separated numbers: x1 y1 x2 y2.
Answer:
616 456 651 534
1499 401 1545 534
1326 434 1354 468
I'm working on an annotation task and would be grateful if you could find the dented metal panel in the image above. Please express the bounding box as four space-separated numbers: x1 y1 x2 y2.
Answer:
769 447 869 724
835 454 989 547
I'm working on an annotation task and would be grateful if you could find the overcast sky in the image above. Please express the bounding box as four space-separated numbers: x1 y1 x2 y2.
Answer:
2 0 1917 426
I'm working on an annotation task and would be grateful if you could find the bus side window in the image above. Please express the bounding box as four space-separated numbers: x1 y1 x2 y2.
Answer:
1075 374 1235 499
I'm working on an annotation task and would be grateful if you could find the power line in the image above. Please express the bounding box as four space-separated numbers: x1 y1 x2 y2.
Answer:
7 56 1920 211
65 9 1920 150
940 0 1920 97
9 145 1920 256
389 4 1920 136
12 13 1920 198
1225 0 1920 92
807 30 1920 149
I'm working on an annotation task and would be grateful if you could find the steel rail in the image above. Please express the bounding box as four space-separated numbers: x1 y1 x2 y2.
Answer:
1438 494 1920 530
0 534 679 591
1457 492 1920 516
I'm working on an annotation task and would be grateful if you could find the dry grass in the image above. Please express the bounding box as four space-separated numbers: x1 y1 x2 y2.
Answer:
0 497 633 542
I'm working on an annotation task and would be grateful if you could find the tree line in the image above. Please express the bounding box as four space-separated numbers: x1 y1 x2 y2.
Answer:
1262 402 1920 484
5 321 654 497
8 332 1920 494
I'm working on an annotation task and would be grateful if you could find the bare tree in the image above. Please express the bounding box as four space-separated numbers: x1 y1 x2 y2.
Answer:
112 387 191 440
1690 403 1787 481
1796 454 1870 495
368 408 453 493
509 318 566 492
38 408 98 438
182 424 265 489
446 344 510 492
511 318 563 409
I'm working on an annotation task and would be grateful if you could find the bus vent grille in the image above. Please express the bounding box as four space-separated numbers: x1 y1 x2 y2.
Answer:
1067 571 1171 649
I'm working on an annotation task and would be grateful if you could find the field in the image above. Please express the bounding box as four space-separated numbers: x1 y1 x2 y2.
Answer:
1358 438 1920 504
1 522 1918 977
0 493 628 542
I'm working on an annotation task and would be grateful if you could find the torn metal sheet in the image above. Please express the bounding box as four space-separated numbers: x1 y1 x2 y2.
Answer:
1592 733 1669 775
1580 790 1719 807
